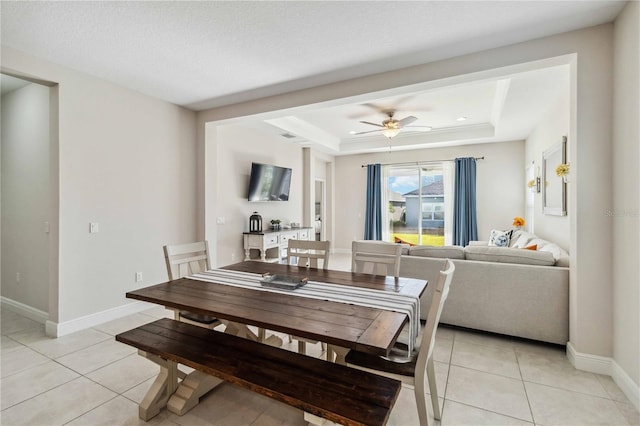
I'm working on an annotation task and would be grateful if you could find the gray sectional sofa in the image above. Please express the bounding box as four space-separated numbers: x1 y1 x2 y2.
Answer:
398 231 570 345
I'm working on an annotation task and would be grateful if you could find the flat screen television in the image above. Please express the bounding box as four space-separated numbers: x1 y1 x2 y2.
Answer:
248 162 292 201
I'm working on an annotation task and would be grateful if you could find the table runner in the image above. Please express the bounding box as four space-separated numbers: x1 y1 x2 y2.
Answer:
188 269 420 353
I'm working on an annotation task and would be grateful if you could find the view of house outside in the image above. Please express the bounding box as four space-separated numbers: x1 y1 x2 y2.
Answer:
388 166 445 246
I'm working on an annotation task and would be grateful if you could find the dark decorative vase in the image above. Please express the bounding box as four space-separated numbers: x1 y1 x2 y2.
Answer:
249 212 262 233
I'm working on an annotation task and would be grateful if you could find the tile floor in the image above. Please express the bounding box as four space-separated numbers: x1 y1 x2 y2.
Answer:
1 255 638 425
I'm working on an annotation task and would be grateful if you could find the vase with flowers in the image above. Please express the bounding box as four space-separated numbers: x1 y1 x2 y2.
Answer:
512 216 526 231
556 163 570 183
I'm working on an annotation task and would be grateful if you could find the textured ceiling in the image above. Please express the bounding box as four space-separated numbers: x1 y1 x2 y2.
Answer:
0 1 626 111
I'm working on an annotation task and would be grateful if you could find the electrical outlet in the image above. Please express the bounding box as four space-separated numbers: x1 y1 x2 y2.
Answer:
16 272 21 283
90 222 99 233
231 252 236 261
135 272 143 282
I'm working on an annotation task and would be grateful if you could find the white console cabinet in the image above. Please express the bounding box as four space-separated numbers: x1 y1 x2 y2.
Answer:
243 227 312 262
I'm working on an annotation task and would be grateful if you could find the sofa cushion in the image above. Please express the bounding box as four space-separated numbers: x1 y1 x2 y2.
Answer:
464 246 556 266
488 229 512 247
409 245 465 259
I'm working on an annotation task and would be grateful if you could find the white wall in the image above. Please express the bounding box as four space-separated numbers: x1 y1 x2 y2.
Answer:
1 82 50 313
612 0 640 400
212 124 304 267
525 76 571 251
1 47 198 330
333 141 524 250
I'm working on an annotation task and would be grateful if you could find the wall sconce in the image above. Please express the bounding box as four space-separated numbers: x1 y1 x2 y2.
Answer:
527 176 541 193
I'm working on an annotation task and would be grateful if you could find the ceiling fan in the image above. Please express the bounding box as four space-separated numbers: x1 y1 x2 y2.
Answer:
351 111 432 139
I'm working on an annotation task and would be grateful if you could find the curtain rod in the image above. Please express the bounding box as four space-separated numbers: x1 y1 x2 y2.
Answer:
360 156 485 168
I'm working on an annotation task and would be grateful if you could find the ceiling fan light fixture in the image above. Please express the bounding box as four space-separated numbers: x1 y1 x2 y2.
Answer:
381 128 401 139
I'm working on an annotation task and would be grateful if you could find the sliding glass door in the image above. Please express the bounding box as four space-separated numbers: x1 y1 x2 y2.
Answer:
386 165 449 246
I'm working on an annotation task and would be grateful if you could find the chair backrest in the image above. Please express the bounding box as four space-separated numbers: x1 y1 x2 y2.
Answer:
415 259 455 371
163 241 212 280
287 239 330 270
351 240 402 277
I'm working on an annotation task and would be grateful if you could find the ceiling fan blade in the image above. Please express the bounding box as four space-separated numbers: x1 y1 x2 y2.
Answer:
404 126 433 132
397 116 418 127
359 121 385 128
352 129 383 135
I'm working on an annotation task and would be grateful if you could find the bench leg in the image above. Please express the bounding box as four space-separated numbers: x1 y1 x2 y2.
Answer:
304 412 339 426
137 351 178 421
167 370 223 416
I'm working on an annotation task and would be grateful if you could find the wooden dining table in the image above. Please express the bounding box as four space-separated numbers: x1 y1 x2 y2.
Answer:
126 260 427 357
123 260 427 417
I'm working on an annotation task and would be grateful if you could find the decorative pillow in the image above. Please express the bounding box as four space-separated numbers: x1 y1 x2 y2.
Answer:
523 244 538 251
488 229 512 247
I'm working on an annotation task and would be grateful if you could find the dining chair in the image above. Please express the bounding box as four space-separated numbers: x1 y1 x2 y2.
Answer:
351 240 402 277
345 259 455 426
163 241 222 329
287 239 331 269
287 239 330 357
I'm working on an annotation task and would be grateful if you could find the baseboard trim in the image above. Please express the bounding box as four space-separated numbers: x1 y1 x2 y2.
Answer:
0 297 48 324
567 341 640 411
566 341 611 375
46 300 155 337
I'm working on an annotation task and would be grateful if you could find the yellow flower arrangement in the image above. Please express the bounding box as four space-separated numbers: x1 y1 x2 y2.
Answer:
556 163 570 177
512 216 526 227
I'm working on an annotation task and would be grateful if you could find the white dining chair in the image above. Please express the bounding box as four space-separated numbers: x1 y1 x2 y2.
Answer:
287 239 331 269
351 240 402 277
287 239 331 356
345 259 455 426
163 241 221 329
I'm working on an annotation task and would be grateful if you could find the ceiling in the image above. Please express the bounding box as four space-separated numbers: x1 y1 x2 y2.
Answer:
0 1 626 155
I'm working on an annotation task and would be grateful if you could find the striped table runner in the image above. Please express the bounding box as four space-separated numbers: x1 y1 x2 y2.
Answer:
187 269 420 353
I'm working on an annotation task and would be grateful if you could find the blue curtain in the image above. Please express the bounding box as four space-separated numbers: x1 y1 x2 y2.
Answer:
364 164 382 240
453 157 478 246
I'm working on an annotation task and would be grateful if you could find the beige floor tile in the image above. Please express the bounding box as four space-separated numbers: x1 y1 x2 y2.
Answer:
1 360 79 409
0 376 116 426
0 344 50 378
517 349 609 397
11 327 112 359
526 381 630 425
434 334 454 363
56 338 136 374
168 383 271 426
437 325 456 341
615 401 640 426
1 335 24 353
441 400 534 425
454 329 515 350
249 400 307 426
446 365 532 422
387 383 422 426
66 395 173 426
451 339 521 379
1 312 42 335
86 353 159 394
140 305 175 319
92 313 156 336
122 376 156 404
596 373 635 403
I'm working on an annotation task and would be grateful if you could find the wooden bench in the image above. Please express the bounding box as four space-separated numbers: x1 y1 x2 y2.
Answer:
116 318 402 426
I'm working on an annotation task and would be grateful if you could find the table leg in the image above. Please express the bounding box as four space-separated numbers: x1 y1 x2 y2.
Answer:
326 345 349 365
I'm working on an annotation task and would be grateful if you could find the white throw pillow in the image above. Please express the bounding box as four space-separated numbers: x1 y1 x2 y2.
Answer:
488 229 512 247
